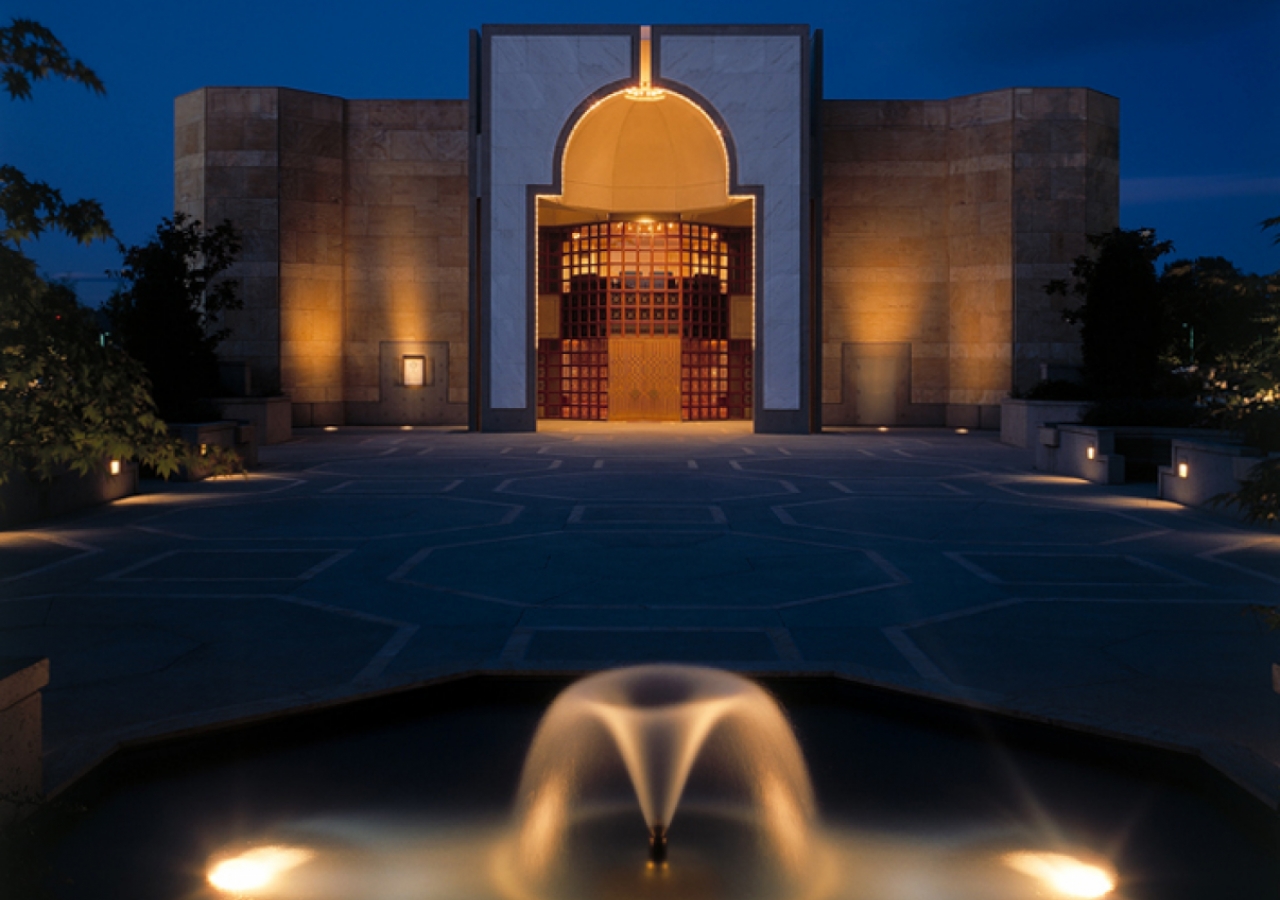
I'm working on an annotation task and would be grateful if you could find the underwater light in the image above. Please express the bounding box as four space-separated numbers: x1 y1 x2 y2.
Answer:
207 845 314 894
1004 850 1115 898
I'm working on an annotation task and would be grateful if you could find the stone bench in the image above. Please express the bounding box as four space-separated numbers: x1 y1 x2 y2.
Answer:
0 658 49 828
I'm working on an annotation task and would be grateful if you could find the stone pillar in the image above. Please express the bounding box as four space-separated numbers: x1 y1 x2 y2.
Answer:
278 90 346 427
343 100 471 425
946 89 1015 428
176 88 285 402
821 100 950 426
1010 89 1120 394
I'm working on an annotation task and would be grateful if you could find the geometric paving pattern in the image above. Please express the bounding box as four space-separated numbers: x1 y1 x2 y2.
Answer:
5 422 1279 807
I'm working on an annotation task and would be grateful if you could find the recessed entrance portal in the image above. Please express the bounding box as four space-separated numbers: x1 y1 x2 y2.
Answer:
536 79 754 423
536 221 752 421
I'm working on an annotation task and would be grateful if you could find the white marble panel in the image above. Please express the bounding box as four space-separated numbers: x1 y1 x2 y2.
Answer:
491 36 528 74
526 35 580 73
763 271 802 409
661 34 805 410
486 34 631 409
578 37 631 80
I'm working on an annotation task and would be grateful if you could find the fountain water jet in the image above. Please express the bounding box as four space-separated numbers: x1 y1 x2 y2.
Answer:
497 665 831 900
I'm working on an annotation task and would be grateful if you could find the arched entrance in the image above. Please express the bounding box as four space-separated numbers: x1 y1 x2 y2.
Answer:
535 87 755 422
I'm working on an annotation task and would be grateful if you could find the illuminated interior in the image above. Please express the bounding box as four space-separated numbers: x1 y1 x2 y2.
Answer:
537 51 754 423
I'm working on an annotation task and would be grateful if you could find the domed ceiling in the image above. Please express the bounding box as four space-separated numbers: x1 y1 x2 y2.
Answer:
559 90 731 213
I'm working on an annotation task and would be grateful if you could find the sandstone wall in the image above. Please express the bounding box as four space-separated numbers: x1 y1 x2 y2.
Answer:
1011 89 1120 393
946 90 1015 425
175 88 283 395
174 90 471 426
821 100 950 426
278 90 345 426
343 100 469 425
821 88 1118 427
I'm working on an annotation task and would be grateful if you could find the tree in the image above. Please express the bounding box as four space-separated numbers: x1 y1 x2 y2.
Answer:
0 18 111 264
105 213 243 421
1046 227 1174 401
0 265 183 484
0 18 103 100
1263 215 1280 248
0 20 229 490
1158 256 1279 399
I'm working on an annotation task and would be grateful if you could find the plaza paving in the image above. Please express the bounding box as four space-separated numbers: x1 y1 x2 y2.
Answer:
2 423 1279 809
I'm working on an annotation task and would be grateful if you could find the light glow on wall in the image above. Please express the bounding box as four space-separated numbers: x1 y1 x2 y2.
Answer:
109 459 121 475
1086 446 1096 461
1177 460 1188 478
625 26 665 101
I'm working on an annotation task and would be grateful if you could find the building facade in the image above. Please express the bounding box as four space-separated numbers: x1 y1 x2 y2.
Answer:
174 24 1118 433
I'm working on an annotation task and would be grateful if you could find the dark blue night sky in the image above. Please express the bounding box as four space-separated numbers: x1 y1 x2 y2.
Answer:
6 0 1278 304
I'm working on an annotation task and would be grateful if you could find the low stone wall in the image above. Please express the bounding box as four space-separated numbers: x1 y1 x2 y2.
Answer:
1036 424 1124 483
0 658 48 828
1036 425 1235 485
214 396 292 445
1158 439 1270 509
168 421 257 478
1000 398 1091 448
0 463 138 529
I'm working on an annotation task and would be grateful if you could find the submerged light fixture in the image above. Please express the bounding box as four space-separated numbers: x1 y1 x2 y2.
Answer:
1003 851 1115 898
207 845 314 894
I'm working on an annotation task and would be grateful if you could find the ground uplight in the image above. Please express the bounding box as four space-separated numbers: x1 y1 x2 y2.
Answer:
1004 850 1115 897
208 845 314 894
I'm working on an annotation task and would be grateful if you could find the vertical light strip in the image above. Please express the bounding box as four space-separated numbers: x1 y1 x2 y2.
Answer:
639 26 653 88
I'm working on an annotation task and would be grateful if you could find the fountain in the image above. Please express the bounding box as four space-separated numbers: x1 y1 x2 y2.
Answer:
8 667 1279 899
493 665 832 900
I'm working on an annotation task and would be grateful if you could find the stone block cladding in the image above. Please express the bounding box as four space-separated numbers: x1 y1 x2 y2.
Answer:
343 99 469 425
822 88 1118 427
177 88 283 401
175 89 470 427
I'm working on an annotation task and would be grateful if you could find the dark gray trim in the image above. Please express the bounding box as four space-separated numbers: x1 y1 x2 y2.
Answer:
810 28 824 433
467 28 481 430
795 27 814 435
650 24 811 36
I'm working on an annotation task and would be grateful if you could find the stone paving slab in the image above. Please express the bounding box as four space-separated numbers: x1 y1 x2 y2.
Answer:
1 423 1278 810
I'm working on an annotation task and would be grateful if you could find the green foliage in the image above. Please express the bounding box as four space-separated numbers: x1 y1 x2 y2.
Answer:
1159 257 1272 371
0 164 111 249
1253 605 1280 630
0 20 243 491
0 17 103 101
1046 228 1173 400
0 20 112 252
1210 457 1280 527
106 213 243 421
0 266 187 486
1263 215 1280 248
